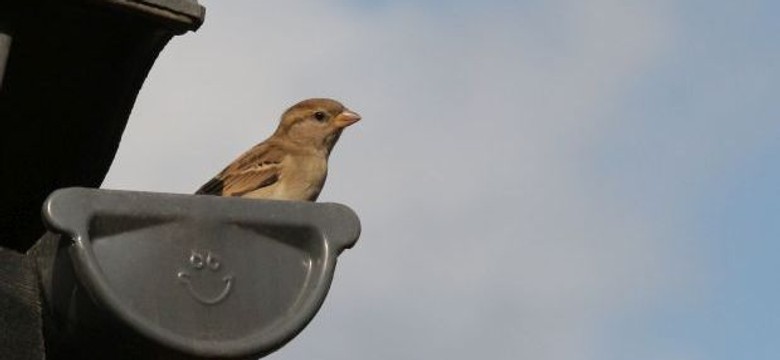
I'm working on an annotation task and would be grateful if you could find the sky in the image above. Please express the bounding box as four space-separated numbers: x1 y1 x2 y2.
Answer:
103 0 780 359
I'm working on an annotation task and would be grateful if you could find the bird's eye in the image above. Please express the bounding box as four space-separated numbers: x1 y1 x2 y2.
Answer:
313 111 327 122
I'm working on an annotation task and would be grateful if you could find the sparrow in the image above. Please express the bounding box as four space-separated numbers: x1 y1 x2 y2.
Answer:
196 98 360 201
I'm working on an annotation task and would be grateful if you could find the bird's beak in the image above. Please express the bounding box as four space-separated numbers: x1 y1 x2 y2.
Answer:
334 110 361 128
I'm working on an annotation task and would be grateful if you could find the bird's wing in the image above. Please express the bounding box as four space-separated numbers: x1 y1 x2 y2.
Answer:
196 143 286 196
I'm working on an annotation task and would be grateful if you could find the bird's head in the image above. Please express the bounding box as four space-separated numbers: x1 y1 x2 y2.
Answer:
274 98 361 154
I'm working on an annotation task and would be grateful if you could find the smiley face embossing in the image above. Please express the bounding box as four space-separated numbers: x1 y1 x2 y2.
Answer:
178 250 233 305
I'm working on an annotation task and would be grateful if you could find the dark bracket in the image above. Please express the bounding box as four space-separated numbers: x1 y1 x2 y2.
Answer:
0 0 204 252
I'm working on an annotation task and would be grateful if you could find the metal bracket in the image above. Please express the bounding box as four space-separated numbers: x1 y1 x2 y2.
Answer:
39 187 360 359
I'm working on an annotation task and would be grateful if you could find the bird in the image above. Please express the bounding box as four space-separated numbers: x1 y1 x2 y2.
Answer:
195 98 360 201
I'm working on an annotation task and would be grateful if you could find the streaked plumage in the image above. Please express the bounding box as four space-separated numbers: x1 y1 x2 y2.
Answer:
196 98 360 201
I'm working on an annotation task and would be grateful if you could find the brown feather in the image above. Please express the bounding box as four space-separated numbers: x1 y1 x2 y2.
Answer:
202 142 286 197
195 177 225 195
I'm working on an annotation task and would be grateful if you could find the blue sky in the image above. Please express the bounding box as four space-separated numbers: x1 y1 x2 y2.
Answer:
105 0 780 359
593 2 780 358
595 2 780 358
